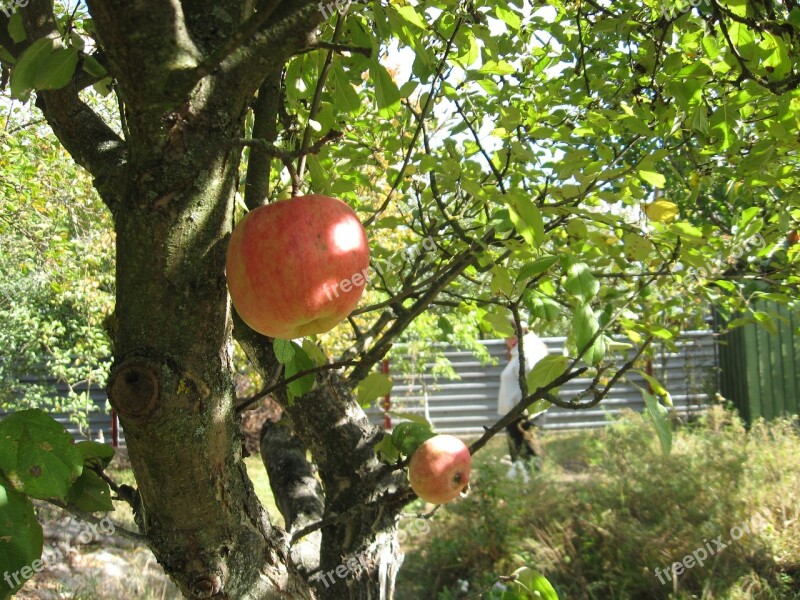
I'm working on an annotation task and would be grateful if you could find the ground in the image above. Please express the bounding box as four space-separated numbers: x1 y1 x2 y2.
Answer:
12 409 800 599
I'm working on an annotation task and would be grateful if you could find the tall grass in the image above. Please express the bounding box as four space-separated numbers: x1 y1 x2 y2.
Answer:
397 407 800 599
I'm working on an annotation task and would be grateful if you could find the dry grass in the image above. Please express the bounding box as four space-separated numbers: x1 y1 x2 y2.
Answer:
398 407 800 600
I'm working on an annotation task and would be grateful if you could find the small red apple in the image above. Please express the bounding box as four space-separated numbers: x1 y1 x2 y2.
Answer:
226 195 369 339
408 434 471 504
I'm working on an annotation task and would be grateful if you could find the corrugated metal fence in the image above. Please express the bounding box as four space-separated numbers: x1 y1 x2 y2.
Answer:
366 332 717 434
1 332 717 444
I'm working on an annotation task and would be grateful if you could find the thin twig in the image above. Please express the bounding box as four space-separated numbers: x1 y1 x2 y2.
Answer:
89 466 136 508
365 14 465 227
236 359 357 412
45 499 149 545
237 130 342 161
296 13 346 180
295 41 372 57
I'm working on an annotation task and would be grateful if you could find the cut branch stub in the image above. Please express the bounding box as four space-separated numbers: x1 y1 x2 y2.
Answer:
109 361 160 418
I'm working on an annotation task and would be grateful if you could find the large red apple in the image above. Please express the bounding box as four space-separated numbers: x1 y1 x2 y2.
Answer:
408 434 471 504
226 195 370 339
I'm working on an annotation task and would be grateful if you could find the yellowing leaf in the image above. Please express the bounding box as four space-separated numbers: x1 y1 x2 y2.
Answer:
645 200 679 223
639 170 666 188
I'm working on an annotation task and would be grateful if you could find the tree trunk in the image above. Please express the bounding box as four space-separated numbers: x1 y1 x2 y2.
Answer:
106 94 315 595
10 1 412 595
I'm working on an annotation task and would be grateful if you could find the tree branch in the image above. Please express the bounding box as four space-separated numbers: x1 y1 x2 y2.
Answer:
296 41 372 57
239 129 343 163
346 229 494 385
296 13 346 180
365 15 465 227
167 0 323 99
45 499 149 545
4 2 127 210
244 67 283 210
236 359 357 412
260 421 323 575
468 365 587 456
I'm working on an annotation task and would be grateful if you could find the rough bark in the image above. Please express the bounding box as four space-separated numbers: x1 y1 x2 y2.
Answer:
259 421 324 579
235 323 409 600
286 372 408 600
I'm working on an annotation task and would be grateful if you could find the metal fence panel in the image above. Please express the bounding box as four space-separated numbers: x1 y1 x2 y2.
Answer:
366 332 717 435
718 301 800 423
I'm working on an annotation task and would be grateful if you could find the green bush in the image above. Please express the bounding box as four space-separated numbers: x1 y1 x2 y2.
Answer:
397 407 800 599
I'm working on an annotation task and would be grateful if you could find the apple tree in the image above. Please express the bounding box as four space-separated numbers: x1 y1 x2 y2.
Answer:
1 0 798 598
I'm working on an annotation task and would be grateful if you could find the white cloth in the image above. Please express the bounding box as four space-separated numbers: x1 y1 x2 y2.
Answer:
497 332 549 416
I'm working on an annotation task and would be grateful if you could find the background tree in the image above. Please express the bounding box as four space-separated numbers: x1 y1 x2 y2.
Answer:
0 0 798 598
0 108 114 430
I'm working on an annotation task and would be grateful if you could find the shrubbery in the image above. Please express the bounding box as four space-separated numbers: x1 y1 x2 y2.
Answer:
398 407 800 599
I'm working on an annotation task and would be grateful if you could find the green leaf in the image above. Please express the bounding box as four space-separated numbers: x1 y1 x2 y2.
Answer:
623 233 651 261
526 355 569 392
526 294 561 321
760 32 791 79
572 303 606 365
0 409 83 500
642 390 672 454
329 62 361 114
513 566 559 600
285 343 315 402
66 469 113 512
457 31 480 68
0 44 15 64
307 154 330 194
273 338 296 364
75 441 115 469
507 196 545 248
634 370 673 407
393 5 427 29
737 206 761 232
479 60 516 75
82 55 108 79
528 398 552 415
387 411 432 427
8 12 26 43
10 37 54 101
645 200 679 223
357 372 393 407
33 47 79 90
495 6 522 30
391 422 435 455
375 435 400 464
491 265 515 296
302 339 328 367
0 482 43 598
564 263 599 301
483 312 515 337
702 35 719 59
437 315 454 336
369 59 401 118
518 256 558 281
752 310 778 335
